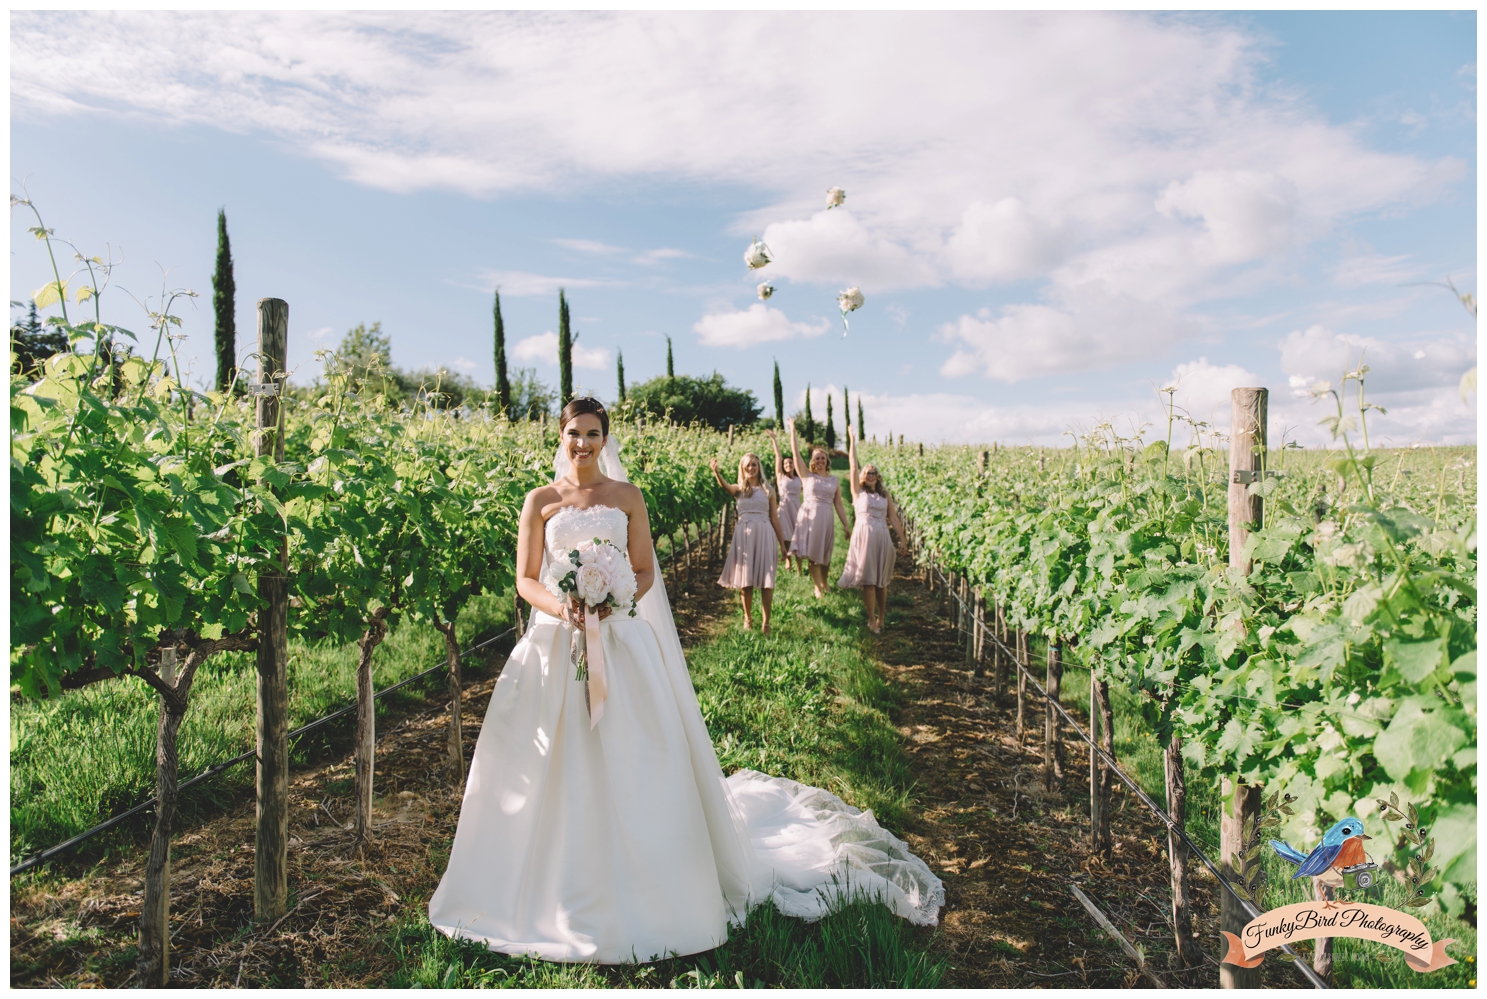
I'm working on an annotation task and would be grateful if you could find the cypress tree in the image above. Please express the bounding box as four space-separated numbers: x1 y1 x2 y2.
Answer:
211 209 236 392
616 350 626 403
558 289 573 406
772 360 784 427
493 290 512 417
803 385 815 443
666 337 675 383
857 398 865 440
825 393 836 450
843 386 850 433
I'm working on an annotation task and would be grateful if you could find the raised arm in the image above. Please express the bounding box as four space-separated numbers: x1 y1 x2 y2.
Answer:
786 417 805 483
708 457 740 497
845 423 861 500
766 429 786 485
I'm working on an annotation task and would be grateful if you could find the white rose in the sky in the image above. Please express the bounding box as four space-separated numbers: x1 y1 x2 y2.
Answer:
744 238 772 270
826 187 846 209
757 282 775 300
838 287 864 313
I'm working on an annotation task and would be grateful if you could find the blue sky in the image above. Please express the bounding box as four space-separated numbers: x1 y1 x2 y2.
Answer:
10 11 1476 445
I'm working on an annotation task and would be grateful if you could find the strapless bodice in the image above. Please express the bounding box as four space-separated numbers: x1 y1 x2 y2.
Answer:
545 504 630 562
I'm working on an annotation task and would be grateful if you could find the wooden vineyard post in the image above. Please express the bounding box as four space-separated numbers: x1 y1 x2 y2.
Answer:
1228 387 1268 575
971 589 985 675
996 605 1009 699
435 617 465 784
1220 780 1262 988
1015 631 1028 740
1313 882 1335 978
139 647 176 985
1089 676 1101 850
1166 734 1199 968
253 298 290 923
354 608 390 845
1094 679 1114 856
1044 640 1063 789
1221 387 1266 988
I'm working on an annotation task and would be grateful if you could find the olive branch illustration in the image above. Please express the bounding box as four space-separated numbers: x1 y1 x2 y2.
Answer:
1376 793 1437 909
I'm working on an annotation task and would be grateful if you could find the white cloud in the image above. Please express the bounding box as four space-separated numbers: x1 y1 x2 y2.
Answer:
693 304 830 348
1155 170 1299 266
942 198 1066 283
511 331 612 369
551 238 688 265
478 269 623 297
1330 253 1422 288
452 356 476 374
938 286 1196 382
1279 324 1476 395
757 209 937 292
1163 357 1262 422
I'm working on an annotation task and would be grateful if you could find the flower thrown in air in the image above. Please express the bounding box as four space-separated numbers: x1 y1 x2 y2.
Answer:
757 282 775 301
744 237 772 270
826 187 846 210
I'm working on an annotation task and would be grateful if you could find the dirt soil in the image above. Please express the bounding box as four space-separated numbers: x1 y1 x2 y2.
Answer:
12 557 1276 988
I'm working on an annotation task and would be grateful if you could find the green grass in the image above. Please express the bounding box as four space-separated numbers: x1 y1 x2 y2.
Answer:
385 510 945 987
10 592 513 866
386 896 944 989
1052 661 1476 987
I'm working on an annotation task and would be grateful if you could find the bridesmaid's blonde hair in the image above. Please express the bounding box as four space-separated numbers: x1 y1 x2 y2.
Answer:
737 452 771 499
860 464 889 497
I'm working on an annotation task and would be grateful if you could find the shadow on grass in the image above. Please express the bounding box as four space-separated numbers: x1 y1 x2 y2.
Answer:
387 896 946 989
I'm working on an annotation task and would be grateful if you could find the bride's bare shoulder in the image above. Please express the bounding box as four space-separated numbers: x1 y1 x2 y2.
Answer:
608 481 646 513
522 483 565 516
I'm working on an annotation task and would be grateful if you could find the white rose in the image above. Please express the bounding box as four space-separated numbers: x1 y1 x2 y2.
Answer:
578 545 599 565
757 282 775 301
744 238 772 270
826 187 845 209
838 287 864 313
575 563 612 606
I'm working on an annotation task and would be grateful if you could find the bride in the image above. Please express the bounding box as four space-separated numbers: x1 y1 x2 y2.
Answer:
428 398 942 964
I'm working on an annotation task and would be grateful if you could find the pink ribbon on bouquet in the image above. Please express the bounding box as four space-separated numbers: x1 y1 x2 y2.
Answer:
584 606 607 729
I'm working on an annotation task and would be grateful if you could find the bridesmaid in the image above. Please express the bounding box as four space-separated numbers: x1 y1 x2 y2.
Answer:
709 453 790 633
785 418 852 600
766 429 804 573
838 422 907 633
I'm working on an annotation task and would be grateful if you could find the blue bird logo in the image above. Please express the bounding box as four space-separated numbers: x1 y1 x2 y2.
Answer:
1270 817 1372 907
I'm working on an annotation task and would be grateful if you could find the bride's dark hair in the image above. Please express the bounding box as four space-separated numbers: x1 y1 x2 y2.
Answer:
559 397 609 436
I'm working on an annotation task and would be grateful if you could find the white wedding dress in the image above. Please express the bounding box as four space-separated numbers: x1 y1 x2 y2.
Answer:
428 447 942 964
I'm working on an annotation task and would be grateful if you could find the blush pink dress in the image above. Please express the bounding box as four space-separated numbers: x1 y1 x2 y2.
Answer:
718 488 779 590
838 491 896 588
789 474 840 567
777 476 802 541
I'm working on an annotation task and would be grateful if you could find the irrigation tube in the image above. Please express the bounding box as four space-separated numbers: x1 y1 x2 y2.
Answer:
10 625 517 878
920 554 1328 990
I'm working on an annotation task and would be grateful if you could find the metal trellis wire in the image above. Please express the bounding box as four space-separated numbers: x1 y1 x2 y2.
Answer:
10 625 518 878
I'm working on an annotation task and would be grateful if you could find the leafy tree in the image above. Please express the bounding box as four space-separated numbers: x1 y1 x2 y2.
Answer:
616 349 627 403
666 336 675 383
335 322 396 391
628 371 760 430
558 289 573 406
857 398 865 440
10 299 67 375
825 392 837 450
773 359 784 427
212 209 237 393
493 290 511 417
510 367 556 421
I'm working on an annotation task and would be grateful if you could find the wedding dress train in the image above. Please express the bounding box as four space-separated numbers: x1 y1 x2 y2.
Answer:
428 494 941 964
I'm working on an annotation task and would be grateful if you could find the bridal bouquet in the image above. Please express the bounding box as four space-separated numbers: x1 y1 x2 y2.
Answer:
546 537 639 619
546 538 638 695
